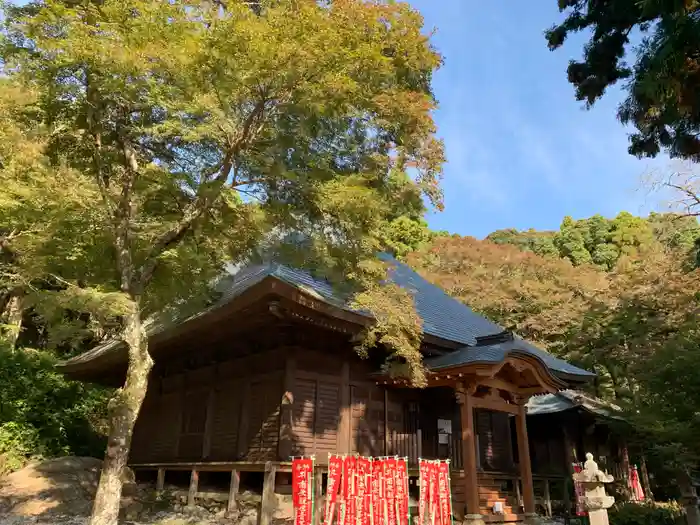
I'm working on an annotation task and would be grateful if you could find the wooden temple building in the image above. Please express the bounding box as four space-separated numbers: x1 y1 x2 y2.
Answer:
60 257 601 524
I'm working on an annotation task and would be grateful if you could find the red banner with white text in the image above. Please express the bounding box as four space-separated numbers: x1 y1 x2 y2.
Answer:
396 458 409 525
325 455 343 525
356 457 371 525
415 459 453 525
430 460 440 525
315 454 453 525
384 457 398 525
418 459 431 525
292 458 314 525
341 456 357 525
371 458 384 525
437 461 453 525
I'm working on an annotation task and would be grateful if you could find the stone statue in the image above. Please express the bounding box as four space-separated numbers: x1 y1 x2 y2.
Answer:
577 453 615 484
572 453 615 525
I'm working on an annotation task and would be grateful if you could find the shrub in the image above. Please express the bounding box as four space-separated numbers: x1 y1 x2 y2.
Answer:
0 344 111 474
609 502 685 525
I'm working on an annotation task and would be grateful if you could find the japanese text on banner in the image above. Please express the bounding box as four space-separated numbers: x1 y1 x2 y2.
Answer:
292 458 314 525
325 455 343 525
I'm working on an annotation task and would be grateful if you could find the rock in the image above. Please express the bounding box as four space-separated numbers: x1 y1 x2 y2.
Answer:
0 457 103 518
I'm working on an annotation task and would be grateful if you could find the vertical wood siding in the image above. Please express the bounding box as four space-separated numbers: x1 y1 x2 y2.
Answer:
245 373 283 461
208 379 243 460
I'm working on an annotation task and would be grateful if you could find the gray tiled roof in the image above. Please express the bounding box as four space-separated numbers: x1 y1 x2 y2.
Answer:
60 255 595 381
247 255 503 346
424 338 595 379
236 257 593 380
526 390 622 418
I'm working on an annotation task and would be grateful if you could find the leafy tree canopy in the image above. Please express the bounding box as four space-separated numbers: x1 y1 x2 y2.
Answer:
487 212 700 270
409 230 700 466
1 1 444 522
546 1 700 161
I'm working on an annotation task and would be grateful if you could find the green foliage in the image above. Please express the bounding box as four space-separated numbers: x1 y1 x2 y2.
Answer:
555 216 594 266
609 502 684 525
0 342 110 474
380 215 434 259
487 228 558 257
488 212 700 271
546 1 700 161
0 0 444 387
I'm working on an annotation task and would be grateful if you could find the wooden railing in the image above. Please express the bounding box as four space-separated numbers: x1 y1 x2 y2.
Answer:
386 429 422 464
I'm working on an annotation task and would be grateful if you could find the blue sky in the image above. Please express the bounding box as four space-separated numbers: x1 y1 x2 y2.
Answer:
409 1 668 238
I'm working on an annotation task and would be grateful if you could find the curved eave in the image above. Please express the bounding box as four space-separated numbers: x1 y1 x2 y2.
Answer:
427 350 567 394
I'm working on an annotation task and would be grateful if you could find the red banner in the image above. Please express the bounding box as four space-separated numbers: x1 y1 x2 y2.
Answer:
437 461 453 525
395 458 409 525
418 459 431 525
429 460 440 525
292 458 314 525
341 456 357 525
371 459 384 525
325 455 343 525
384 458 398 525
357 457 371 525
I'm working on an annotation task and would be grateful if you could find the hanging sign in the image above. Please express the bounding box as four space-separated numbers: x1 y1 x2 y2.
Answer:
437 461 453 525
384 457 398 525
325 454 343 525
292 457 315 525
371 458 384 525
395 458 410 525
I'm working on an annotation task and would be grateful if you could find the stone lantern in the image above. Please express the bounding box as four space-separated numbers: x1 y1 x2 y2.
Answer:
573 453 615 525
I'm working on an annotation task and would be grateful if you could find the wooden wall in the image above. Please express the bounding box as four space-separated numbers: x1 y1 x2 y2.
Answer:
130 347 286 464
290 346 409 464
129 331 576 478
130 338 418 466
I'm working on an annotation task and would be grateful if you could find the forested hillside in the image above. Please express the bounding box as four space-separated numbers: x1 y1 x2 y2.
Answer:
487 212 700 269
408 211 700 466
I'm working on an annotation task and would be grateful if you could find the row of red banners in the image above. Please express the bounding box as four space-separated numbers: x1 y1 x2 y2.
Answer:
418 459 453 525
292 456 453 525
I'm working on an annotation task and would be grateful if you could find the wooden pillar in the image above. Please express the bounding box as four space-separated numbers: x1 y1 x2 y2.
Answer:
226 469 240 517
187 469 199 507
544 478 552 517
156 468 165 492
338 361 351 454
279 354 296 460
515 401 535 516
314 468 323 525
458 382 481 520
260 461 277 525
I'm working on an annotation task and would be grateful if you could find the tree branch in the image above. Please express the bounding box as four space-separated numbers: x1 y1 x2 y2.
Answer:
136 96 270 288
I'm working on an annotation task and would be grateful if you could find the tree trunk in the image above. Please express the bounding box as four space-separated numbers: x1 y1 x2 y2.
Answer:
89 304 153 525
1 290 23 349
